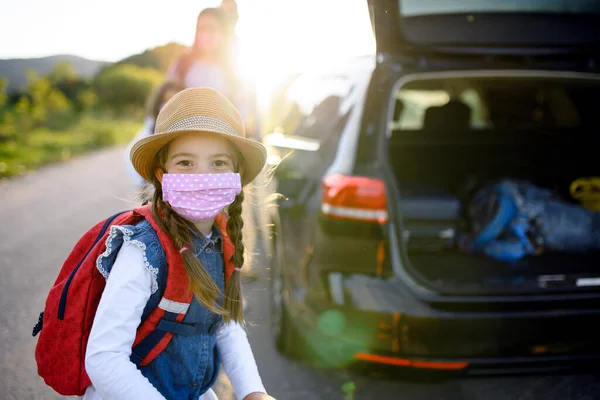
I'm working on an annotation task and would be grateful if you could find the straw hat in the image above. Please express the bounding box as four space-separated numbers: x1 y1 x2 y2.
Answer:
130 87 266 186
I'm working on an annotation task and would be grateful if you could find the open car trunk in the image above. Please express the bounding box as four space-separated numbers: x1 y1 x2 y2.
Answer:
388 71 600 295
369 0 600 56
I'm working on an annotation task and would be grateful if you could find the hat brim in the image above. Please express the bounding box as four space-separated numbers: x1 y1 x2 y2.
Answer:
130 128 267 186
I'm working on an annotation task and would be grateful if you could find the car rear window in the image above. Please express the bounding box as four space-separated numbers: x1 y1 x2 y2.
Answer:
390 74 600 134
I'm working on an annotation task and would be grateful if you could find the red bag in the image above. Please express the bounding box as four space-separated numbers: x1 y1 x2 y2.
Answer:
33 205 235 395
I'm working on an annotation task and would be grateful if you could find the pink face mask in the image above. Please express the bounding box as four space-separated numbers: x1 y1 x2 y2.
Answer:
162 173 242 223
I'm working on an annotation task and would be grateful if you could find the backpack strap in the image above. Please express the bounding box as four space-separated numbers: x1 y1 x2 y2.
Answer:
130 303 221 365
127 206 237 366
129 206 194 365
468 185 536 263
470 186 518 248
215 213 236 282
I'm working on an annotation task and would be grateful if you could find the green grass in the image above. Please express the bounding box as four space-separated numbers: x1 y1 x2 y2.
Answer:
0 116 142 178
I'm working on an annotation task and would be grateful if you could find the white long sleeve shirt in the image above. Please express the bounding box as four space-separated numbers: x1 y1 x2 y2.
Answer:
83 242 266 400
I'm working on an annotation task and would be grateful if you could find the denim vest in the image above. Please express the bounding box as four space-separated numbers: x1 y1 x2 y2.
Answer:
97 219 225 400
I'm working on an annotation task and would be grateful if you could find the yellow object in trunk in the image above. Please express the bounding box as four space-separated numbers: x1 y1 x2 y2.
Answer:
570 177 600 211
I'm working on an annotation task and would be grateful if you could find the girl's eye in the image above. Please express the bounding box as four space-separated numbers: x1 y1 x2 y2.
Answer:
177 160 193 167
213 160 229 168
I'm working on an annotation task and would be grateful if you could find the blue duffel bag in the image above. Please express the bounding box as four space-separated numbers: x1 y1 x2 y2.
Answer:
462 180 600 262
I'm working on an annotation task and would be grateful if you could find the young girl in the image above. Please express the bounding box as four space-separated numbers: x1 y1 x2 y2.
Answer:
84 87 274 400
125 79 186 191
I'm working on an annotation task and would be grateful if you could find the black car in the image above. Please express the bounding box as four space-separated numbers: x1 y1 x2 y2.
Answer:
263 0 600 375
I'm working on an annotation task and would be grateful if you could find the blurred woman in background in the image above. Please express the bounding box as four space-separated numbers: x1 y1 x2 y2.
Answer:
168 7 260 141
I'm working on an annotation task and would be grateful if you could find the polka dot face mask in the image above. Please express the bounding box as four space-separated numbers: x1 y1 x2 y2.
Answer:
162 173 242 222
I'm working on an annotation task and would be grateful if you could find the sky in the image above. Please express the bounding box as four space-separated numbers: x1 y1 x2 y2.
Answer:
0 0 375 92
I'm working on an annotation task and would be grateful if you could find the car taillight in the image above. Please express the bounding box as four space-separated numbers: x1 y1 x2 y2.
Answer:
321 174 388 223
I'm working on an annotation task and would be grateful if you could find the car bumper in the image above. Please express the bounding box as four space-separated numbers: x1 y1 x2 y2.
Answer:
353 352 600 375
290 274 600 373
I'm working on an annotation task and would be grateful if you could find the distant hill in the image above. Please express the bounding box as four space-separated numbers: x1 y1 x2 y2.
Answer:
114 42 187 73
0 54 109 93
0 43 188 93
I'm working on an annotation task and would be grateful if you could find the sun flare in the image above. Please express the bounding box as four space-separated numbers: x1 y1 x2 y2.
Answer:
233 0 375 108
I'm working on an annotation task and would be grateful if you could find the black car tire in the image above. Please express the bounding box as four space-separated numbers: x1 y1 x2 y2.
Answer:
276 304 309 359
269 228 308 360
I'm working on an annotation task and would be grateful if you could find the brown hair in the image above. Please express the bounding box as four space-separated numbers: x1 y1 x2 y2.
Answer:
150 140 245 323
145 80 186 120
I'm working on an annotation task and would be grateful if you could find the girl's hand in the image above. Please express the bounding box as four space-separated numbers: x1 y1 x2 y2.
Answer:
243 393 276 400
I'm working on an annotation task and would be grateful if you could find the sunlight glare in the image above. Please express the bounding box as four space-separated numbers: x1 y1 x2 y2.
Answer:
234 0 375 108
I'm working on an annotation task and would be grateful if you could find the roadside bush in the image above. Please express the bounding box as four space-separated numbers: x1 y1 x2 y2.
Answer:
95 64 164 115
0 116 141 178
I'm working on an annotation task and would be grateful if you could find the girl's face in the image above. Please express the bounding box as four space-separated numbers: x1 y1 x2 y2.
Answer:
195 15 225 56
160 132 236 177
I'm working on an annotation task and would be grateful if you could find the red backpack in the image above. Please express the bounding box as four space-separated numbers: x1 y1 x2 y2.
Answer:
33 205 235 396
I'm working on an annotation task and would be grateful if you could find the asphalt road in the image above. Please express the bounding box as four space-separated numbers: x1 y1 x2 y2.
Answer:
1 148 599 400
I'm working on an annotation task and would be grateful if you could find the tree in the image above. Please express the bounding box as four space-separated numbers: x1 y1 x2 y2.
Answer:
11 96 33 135
55 79 95 113
94 64 164 114
116 42 186 73
0 78 13 138
76 89 97 112
26 71 71 123
47 62 77 85
0 78 7 108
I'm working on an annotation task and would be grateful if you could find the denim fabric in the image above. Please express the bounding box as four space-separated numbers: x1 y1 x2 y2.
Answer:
470 180 600 257
516 182 600 251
